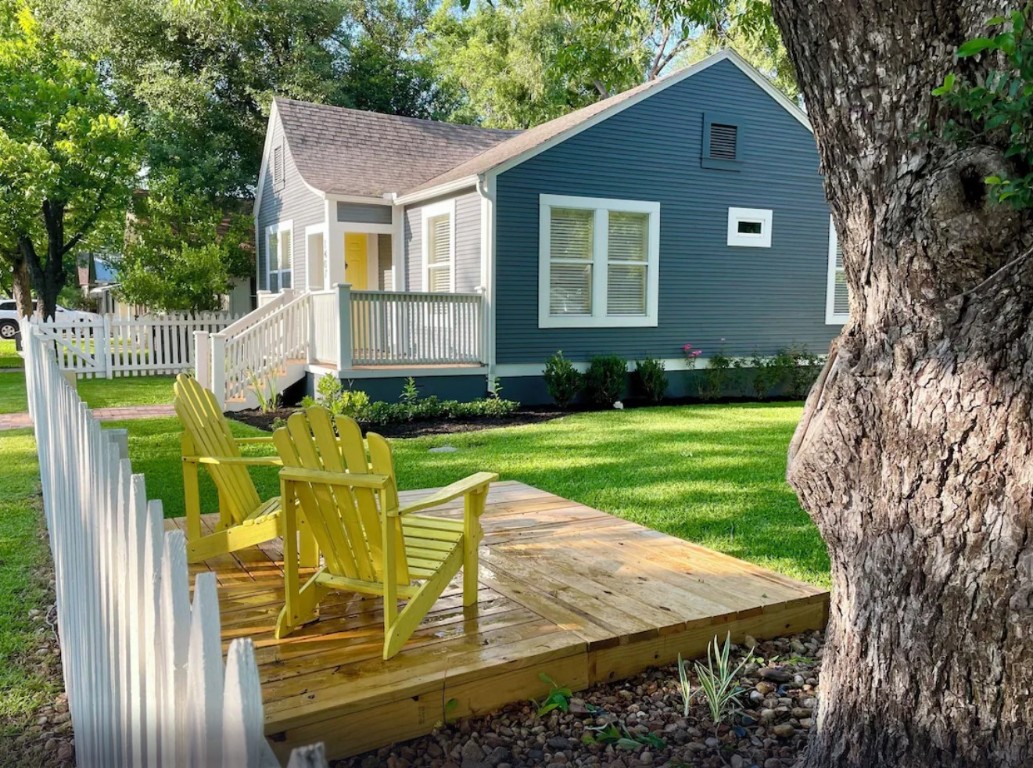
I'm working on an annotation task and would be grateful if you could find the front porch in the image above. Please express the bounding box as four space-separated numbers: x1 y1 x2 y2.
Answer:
171 481 829 762
197 285 486 410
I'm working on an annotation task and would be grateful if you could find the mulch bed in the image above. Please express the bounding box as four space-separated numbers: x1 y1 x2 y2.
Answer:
331 630 823 768
228 406 568 438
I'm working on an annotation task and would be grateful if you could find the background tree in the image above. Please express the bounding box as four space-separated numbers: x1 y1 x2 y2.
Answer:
0 5 139 319
424 0 645 129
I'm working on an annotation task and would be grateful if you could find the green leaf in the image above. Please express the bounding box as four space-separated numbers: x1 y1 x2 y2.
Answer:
932 73 956 96
615 738 640 750
985 175 1004 185
957 37 998 57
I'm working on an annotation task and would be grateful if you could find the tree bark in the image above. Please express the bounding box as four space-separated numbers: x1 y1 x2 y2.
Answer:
21 200 69 320
768 1 1033 766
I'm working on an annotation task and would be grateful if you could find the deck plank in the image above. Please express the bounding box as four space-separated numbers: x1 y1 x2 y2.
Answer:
167 480 828 761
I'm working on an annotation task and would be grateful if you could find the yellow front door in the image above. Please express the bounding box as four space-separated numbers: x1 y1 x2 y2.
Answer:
345 233 368 289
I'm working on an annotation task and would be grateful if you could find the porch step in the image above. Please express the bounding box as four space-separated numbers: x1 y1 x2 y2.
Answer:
223 359 308 413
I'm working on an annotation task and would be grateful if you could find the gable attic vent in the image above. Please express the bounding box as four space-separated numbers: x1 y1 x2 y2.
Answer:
709 123 738 160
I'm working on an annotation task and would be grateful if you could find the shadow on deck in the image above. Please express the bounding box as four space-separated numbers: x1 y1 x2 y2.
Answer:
169 481 829 761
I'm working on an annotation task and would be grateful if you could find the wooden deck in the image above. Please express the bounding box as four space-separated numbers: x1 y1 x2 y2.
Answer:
171 481 829 762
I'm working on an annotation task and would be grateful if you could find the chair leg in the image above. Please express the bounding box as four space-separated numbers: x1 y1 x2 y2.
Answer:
462 488 487 607
383 547 463 660
183 459 203 545
275 571 324 638
298 511 319 568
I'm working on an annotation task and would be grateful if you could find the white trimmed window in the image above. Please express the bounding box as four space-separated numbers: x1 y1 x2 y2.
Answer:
421 199 455 293
826 218 849 323
265 221 293 292
727 207 772 247
539 194 660 328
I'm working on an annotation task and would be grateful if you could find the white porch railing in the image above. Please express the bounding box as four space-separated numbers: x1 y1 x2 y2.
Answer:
349 289 483 366
199 286 485 409
23 323 326 767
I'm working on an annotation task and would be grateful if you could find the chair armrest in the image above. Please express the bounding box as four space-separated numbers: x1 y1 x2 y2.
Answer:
397 472 498 516
188 455 283 467
280 466 389 490
235 436 275 445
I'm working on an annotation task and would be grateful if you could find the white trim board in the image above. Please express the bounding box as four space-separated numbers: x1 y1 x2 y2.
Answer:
322 365 489 379
495 355 828 379
420 198 457 293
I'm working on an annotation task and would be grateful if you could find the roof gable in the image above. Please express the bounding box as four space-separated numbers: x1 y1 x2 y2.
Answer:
274 99 519 198
403 49 809 197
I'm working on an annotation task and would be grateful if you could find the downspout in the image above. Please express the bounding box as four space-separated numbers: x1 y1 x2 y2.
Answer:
476 174 497 392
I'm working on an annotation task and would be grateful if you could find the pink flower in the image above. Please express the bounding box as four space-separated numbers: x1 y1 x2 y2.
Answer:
692 350 702 357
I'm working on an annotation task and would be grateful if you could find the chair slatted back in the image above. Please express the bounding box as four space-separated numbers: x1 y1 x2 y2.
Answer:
174 373 261 525
273 408 409 585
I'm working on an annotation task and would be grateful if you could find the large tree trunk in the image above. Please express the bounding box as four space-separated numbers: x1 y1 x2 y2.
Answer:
769 2 1033 766
21 200 68 320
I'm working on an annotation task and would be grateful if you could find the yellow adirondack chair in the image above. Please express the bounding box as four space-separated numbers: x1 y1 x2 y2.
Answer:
272 406 497 659
173 373 283 563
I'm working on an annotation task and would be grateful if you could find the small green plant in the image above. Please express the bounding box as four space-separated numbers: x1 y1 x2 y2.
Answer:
544 350 582 408
634 357 668 403
302 373 372 418
245 369 279 414
584 355 626 406
582 722 665 750
533 673 572 716
679 633 753 726
698 348 732 401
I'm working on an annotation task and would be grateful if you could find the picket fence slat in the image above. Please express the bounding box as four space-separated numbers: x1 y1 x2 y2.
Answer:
30 312 240 379
23 323 327 767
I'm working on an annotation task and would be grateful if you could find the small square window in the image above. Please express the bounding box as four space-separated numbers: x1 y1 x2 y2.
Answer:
727 207 772 248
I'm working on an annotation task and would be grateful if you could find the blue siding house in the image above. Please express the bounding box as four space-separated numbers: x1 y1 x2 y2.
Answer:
237 49 845 409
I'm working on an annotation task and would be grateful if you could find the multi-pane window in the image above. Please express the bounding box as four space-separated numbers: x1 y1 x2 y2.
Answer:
539 195 660 328
426 214 452 292
266 222 292 292
826 219 849 323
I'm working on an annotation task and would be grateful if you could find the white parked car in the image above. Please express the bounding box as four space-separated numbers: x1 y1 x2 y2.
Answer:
0 300 100 340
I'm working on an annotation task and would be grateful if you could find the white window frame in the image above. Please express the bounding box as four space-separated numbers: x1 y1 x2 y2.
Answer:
421 199 456 293
305 223 328 290
727 207 773 248
826 217 848 324
265 220 293 292
538 194 660 329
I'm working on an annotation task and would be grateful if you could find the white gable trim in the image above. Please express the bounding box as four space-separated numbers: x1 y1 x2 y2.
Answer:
487 49 810 181
253 101 279 223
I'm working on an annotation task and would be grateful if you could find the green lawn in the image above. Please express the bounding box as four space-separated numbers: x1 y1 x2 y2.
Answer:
115 403 830 587
0 340 21 369
0 429 59 735
0 371 177 414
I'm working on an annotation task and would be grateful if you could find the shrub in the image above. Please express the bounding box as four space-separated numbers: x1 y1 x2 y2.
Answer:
634 357 668 403
698 349 732 401
544 351 582 409
584 355 626 406
303 373 371 419
679 633 753 725
745 346 823 400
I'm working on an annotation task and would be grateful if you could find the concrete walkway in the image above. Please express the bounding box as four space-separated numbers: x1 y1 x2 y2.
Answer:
0 404 175 431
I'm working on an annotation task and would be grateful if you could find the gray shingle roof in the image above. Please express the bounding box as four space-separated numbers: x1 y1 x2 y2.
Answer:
275 98 519 197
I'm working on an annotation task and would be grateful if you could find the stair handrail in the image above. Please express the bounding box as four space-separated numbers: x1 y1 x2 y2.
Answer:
213 291 313 408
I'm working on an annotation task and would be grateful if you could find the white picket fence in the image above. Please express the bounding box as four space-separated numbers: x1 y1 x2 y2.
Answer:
32 312 239 379
23 323 327 768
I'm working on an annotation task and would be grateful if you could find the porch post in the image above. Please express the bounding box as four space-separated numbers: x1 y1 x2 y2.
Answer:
194 331 210 388
210 332 227 410
336 283 352 371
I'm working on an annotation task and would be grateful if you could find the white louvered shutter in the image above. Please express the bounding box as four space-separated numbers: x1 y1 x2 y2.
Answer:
606 212 648 315
426 213 452 292
833 234 848 315
549 208 594 315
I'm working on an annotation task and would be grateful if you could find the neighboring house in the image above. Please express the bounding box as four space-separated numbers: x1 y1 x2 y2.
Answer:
77 254 254 319
240 49 846 408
